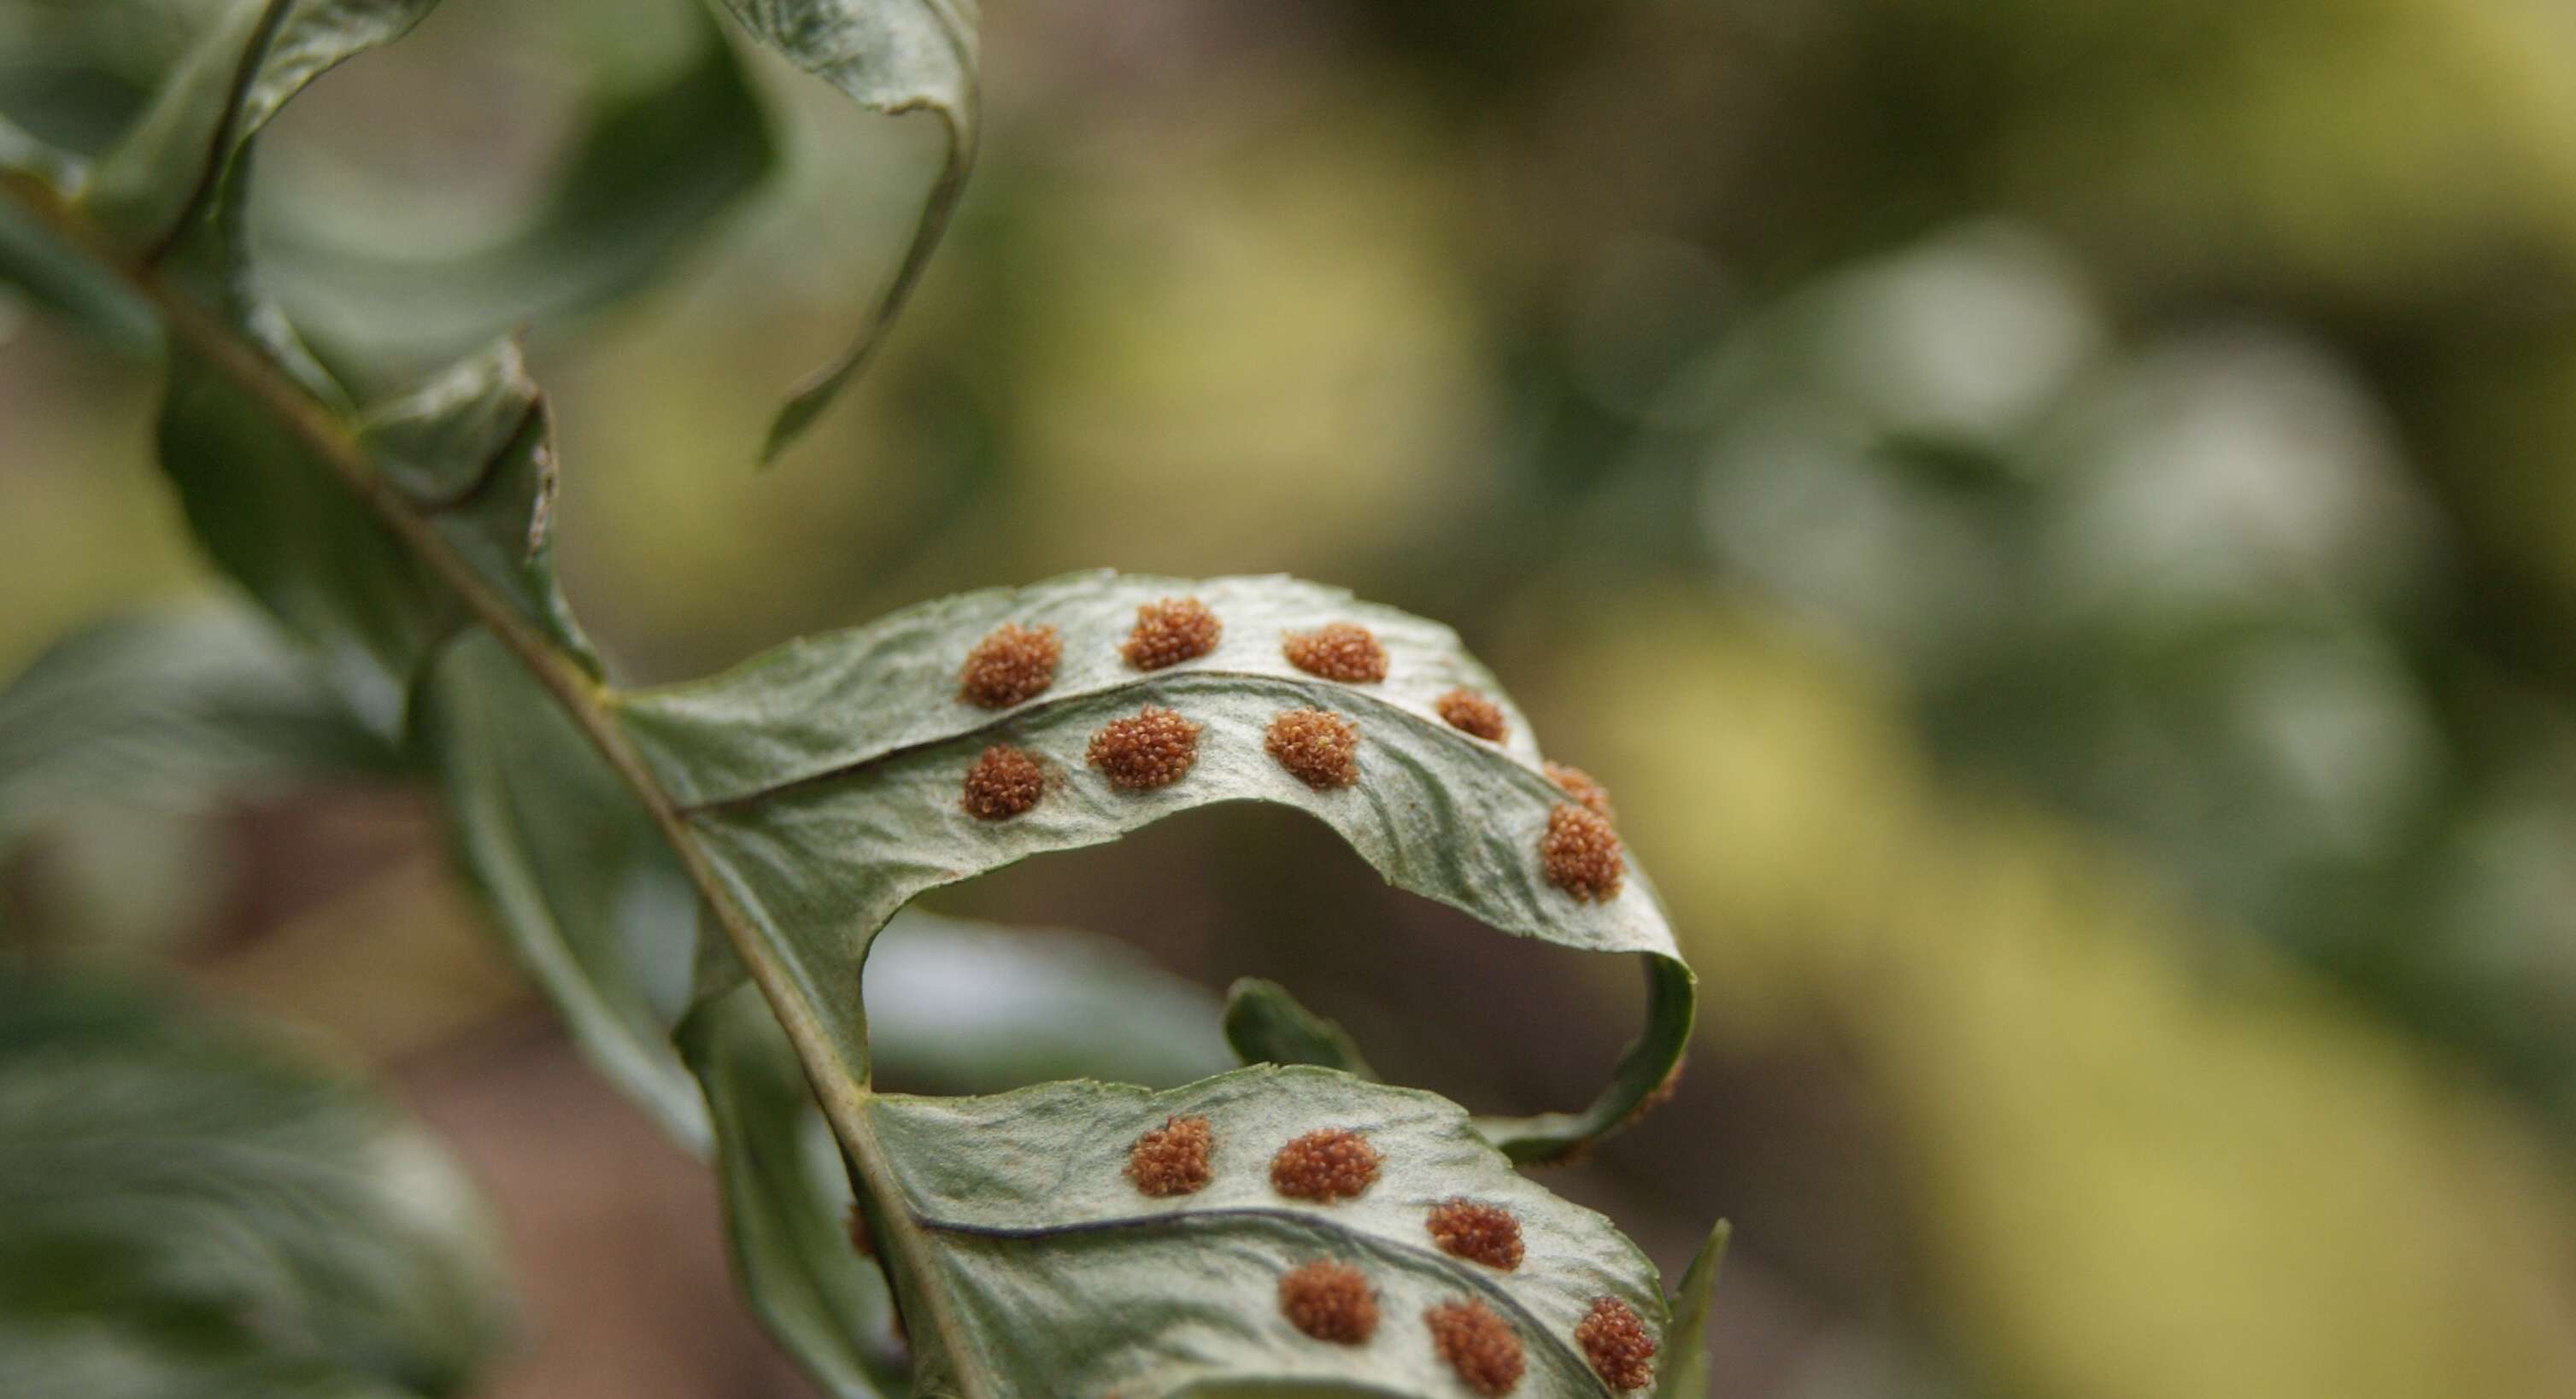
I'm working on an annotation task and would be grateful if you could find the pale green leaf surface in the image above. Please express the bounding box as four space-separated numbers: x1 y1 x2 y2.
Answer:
684 916 1325 1399
616 571 1693 1160
707 0 978 460
0 973 509 1399
681 917 1235 1399
862 1065 1670 1398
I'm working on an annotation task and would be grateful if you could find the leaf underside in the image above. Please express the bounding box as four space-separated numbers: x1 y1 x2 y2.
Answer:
618 570 1695 1162
0 0 1722 1394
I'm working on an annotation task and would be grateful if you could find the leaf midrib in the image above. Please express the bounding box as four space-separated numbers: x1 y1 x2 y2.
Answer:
0 173 1002 1399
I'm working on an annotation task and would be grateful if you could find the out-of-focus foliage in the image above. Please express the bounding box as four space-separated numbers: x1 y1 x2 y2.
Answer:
0 970 509 1399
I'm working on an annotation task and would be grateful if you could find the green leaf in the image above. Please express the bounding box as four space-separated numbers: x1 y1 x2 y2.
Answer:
158 331 594 734
678 913 1239 1398
0 602 396 860
868 910 1235 1092
0 971 510 1399
1225 977 1381 1080
417 630 705 1144
156 349 449 731
157 331 595 729
854 1064 1673 1397
359 339 596 673
75 0 443 263
1652 1221 1729 1399
706 0 979 460
684 980 907 1399
257 4 776 365
614 571 1695 1162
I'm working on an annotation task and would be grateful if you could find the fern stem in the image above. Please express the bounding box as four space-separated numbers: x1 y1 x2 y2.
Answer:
1 171 983 1396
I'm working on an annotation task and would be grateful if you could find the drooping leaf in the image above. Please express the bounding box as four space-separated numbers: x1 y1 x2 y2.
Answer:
75 0 444 266
684 979 907 1399
256 3 776 366
56 0 775 376
1225 977 1382 1081
706 0 978 460
0 971 510 1399
417 630 706 1144
1653 1221 1730 1399
614 571 1696 1162
847 1063 1675 1397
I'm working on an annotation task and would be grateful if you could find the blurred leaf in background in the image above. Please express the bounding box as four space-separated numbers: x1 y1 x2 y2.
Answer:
0 969 509 1399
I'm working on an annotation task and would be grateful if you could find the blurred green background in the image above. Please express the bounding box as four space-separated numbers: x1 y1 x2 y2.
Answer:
10 0 2576 1395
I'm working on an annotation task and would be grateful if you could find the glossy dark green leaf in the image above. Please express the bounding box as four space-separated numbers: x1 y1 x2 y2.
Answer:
1225 977 1381 1081
854 1064 1674 1397
1653 1222 1729 1399
707 0 978 460
0 972 509 1399
615 571 1695 1162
